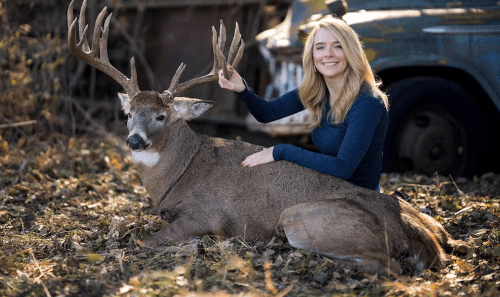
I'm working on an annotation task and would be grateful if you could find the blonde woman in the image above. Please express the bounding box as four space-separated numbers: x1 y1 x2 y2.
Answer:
219 18 389 191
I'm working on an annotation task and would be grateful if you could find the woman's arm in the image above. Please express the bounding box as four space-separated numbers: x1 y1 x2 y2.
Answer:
273 96 385 180
219 66 304 123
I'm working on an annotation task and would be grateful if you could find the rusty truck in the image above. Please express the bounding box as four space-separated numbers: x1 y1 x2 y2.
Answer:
241 0 500 178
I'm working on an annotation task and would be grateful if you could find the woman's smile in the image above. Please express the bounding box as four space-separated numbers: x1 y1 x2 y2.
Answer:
313 27 347 84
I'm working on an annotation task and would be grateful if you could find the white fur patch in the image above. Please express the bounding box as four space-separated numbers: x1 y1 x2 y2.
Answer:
131 150 159 166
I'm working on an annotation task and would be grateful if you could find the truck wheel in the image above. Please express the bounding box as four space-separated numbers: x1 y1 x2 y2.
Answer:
382 76 486 178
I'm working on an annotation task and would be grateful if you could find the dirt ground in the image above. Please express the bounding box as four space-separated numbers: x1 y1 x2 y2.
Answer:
0 135 499 297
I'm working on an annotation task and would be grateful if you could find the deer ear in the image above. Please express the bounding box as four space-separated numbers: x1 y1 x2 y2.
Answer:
118 93 131 114
172 97 214 121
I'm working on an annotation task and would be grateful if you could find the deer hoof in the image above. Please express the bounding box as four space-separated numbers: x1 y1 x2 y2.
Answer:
449 239 471 255
136 237 160 249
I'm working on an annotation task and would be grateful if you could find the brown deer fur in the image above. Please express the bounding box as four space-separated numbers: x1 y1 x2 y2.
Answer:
120 91 468 274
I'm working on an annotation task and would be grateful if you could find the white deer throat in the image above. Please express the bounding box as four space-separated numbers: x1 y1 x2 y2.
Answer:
131 150 159 166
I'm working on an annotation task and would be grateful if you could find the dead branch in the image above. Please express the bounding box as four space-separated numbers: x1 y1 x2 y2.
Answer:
0 120 37 129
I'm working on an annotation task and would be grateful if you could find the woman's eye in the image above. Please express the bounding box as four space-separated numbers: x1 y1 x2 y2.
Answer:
156 115 165 121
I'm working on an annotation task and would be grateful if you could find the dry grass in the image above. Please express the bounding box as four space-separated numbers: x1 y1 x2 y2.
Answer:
0 136 499 296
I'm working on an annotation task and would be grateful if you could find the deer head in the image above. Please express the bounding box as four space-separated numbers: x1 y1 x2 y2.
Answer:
67 0 244 151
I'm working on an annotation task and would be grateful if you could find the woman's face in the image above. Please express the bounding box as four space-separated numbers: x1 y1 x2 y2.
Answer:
312 27 347 83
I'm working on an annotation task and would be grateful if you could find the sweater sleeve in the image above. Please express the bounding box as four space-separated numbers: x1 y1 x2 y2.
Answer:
272 96 385 180
235 82 304 123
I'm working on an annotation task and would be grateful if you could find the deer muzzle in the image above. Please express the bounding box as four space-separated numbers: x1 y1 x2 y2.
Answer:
126 134 149 151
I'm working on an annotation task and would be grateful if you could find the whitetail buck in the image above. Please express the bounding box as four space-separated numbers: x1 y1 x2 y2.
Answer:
68 0 469 274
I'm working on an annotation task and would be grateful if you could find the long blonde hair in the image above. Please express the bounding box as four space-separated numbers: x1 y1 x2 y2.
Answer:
299 18 388 128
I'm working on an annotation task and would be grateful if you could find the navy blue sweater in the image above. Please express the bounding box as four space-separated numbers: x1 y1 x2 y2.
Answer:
235 85 388 190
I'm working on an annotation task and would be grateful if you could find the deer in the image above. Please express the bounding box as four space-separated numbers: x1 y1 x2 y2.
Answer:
67 0 469 274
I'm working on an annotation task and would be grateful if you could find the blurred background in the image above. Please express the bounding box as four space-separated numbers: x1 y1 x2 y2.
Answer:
1 0 499 178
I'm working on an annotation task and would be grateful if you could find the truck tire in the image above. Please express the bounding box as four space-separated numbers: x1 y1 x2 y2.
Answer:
382 76 487 178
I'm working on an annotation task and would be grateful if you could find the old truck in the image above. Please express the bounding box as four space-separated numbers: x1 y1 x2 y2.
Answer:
246 0 500 178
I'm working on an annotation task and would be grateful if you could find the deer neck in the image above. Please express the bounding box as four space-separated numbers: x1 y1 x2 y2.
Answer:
132 120 201 208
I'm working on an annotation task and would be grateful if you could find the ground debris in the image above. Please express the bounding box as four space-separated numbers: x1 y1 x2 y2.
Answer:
0 138 499 296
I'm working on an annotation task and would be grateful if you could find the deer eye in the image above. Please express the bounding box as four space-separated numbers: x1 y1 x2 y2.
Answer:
156 115 165 121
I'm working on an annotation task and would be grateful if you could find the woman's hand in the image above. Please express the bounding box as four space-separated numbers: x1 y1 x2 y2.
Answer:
218 65 246 93
241 147 275 167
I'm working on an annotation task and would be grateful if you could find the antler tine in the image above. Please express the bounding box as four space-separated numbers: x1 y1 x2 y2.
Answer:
68 0 88 52
216 39 230 80
218 20 226 58
226 22 245 69
67 0 141 100
214 24 230 80
89 7 108 57
167 63 186 93
226 22 241 65
164 20 244 101
232 38 245 69
78 0 90 52
210 26 219 74
68 0 76 31
130 57 138 91
99 13 112 63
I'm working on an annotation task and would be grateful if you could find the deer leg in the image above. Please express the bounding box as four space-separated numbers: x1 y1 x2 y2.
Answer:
139 216 207 249
278 200 401 275
418 212 471 256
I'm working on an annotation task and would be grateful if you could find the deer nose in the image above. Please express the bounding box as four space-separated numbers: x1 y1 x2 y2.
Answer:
126 134 148 150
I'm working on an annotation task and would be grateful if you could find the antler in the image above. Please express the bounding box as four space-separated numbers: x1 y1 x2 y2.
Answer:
163 20 245 102
68 0 141 100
